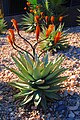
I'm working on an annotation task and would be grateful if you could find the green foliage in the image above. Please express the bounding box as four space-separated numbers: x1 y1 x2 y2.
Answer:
40 24 68 52
20 13 36 32
28 0 37 5
0 18 7 34
40 0 67 16
7 53 68 111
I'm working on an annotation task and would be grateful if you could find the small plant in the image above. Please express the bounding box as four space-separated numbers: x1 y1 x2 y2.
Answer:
39 16 68 52
7 53 67 111
0 18 7 34
20 0 41 32
6 19 68 111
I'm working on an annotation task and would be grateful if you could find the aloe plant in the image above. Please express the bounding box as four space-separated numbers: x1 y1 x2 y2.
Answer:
6 53 68 111
0 18 7 34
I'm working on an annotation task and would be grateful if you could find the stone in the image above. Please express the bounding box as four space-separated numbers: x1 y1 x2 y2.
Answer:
67 117 75 120
56 105 67 111
59 101 63 105
10 112 14 116
74 111 80 115
64 90 68 96
68 101 79 110
50 117 54 120
9 108 12 112
68 111 75 118
47 113 51 118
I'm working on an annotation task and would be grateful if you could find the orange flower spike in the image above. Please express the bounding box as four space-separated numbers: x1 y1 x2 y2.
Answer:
48 24 54 33
45 16 49 23
54 32 62 45
46 24 54 38
40 12 44 16
50 16 54 23
34 15 40 23
59 16 63 23
46 29 50 38
26 2 30 6
24 7 27 10
8 29 15 41
35 25 40 41
11 19 19 33
7 35 13 46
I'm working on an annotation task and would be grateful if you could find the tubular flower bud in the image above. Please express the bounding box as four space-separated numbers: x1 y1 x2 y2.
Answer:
8 29 15 42
33 10 37 14
45 16 49 23
35 25 40 41
34 15 40 23
54 32 62 45
11 19 19 33
40 12 44 18
59 16 63 22
36 5 39 9
30 9 33 13
7 35 13 46
26 2 30 6
50 16 54 23
24 7 27 10
40 12 44 16
46 24 54 38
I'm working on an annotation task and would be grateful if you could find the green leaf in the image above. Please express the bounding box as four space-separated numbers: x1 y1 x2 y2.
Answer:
42 52 48 66
6 67 26 81
33 64 41 80
41 95 47 111
44 85 61 92
45 92 60 99
46 76 68 85
14 90 33 98
12 55 34 81
21 94 34 105
41 62 52 78
45 67 67 81
34 93 41 106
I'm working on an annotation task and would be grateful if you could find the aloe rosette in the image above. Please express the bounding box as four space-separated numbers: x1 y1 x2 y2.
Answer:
6 52 68 110
39 23 68 52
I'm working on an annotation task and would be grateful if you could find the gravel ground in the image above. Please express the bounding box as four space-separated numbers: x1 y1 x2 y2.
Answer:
0 26 80 120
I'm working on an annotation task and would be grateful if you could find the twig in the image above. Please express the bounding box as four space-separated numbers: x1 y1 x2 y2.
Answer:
14 42 34 59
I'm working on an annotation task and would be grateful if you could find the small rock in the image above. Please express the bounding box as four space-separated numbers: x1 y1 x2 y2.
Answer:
10 116 15 120
74 111 80 115
47 113 51 118
50 117 54 120
0 91 3 94
64 90 68 96
68 91 74 96
49 108 53 111
68 111 75 118
68 101 79 110
59 101 63 105
56 105 67 111
67 117 75 120
10 112 14 116
9 108 12 112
